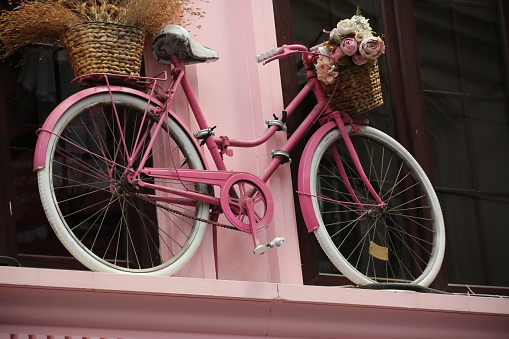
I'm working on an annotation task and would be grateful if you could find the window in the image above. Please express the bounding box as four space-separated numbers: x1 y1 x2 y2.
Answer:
414 0 509 291
0 0 85 269
0 43 87 268
275 0 509 294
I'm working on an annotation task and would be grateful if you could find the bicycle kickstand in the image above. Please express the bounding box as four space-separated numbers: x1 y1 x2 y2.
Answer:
244 198 285 255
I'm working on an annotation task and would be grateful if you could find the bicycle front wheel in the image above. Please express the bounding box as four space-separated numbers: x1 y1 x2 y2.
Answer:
37 91 210 275
305 125 445 286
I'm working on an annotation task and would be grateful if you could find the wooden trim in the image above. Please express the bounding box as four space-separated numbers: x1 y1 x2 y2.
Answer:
381 0 434 177
272 0 299 108
498 0 509 87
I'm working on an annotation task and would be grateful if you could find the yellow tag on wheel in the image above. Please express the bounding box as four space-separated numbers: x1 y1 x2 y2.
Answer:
369 241 389 261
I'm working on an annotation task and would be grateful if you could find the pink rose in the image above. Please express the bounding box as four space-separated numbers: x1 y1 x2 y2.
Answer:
339 37 358 56
352 52 368 65
359 37 385 60
330 46 345 61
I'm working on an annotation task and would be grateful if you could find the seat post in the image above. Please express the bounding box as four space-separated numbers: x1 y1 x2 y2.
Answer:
170 55 184 68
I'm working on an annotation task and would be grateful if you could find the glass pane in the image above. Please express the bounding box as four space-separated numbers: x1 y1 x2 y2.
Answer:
483 196 509 286
415 0 461 93
439 192 485 285
456 3 505 98
439 193 509 286
415 0 503 97
441 193 509 286
470 100 509 193
426 94 474 189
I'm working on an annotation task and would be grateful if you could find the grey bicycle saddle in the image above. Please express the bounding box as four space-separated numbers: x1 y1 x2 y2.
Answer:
152 25 219 65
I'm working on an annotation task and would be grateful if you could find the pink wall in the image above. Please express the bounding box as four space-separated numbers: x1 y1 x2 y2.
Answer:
147 0 303 284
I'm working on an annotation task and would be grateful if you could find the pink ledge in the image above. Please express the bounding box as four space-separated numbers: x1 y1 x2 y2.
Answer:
1 266 508 339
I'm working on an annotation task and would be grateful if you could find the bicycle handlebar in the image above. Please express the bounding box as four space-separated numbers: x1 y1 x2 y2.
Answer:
256 47 282 63
255 44 310 64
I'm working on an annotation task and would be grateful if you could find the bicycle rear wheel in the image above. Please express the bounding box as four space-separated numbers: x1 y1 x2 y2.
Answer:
304 125 445 286
37 91 210 275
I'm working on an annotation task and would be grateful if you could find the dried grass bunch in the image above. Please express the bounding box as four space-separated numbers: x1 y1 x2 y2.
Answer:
0 0 205 58
0 1 79 57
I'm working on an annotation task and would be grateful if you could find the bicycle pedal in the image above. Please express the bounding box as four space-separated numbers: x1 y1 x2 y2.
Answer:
253 237 285 255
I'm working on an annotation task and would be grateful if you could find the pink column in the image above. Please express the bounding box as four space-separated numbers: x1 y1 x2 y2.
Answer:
182 0 303 283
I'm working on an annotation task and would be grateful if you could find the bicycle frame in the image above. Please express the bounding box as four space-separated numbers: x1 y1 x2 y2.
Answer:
134 47 385 223
33 44 385 237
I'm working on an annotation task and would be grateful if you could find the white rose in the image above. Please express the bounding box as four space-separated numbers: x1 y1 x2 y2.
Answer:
336 19 356 36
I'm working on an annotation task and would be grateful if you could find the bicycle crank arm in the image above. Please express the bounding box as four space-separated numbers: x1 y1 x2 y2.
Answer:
244 197 284 255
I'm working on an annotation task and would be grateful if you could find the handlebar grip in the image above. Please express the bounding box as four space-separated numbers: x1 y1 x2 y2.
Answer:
256 47 282 63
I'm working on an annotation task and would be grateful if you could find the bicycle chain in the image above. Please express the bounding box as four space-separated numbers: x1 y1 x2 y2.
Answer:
135 193 239 231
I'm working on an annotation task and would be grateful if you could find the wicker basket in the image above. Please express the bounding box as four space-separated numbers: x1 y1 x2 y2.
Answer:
61 21 145 85
322 61 384 116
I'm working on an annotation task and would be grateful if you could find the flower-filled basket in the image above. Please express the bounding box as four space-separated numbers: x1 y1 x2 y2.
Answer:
314 8 385 115
61 21 145 82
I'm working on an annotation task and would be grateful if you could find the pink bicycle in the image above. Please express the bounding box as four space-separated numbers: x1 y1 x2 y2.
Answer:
34 25 445 286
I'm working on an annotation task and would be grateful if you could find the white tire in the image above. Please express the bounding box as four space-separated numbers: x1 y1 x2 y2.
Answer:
37 91 209 275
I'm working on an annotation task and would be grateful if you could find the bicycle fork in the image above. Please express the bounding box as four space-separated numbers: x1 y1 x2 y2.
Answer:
332 113 385 211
